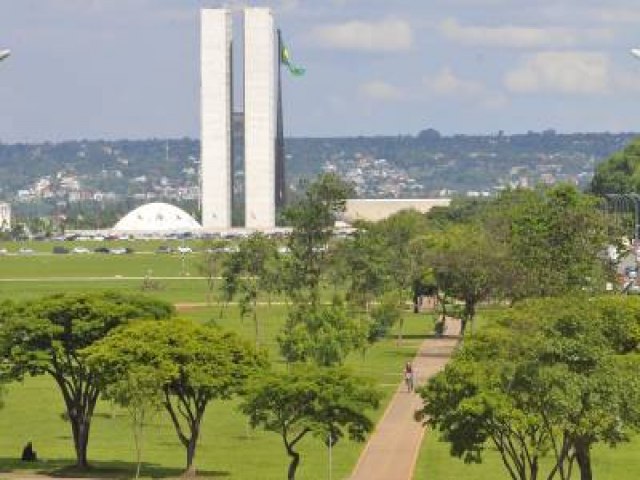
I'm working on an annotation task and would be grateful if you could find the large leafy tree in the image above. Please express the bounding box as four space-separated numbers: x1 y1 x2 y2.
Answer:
419 296 640 480
278 301 367 366
371 209 430 306
425 223 505 335
279 174 370 365
240 365 380 480
0 292 173 469
85 318 268 475
486 185 611 301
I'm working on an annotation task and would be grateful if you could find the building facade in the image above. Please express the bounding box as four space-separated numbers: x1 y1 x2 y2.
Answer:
200 9 233 230
200 7 279 231
243 8 277 229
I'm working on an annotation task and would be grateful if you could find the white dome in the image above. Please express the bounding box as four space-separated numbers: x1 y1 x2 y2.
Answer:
113 203 202 232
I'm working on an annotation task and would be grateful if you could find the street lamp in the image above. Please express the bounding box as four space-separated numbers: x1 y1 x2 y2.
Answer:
631 48 640 60
0 49 10 62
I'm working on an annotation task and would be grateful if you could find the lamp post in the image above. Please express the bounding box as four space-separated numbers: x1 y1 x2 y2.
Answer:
0 49 10 62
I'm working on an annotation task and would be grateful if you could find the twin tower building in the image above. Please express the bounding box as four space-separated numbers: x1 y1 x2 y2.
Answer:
200 7 286 231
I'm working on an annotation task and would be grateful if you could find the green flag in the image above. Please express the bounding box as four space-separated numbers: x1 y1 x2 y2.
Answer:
281 41 306 77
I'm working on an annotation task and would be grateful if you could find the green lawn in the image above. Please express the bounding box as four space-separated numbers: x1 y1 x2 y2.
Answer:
0 303 433 479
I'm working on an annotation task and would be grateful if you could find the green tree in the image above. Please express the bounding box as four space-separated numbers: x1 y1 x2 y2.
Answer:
419 296 640 480
591 137 640 194
372 209 430 304
279 301 367 366
197 239 229 305
282 173 353 304
85 318 267 474
98 367 164 479
240 365 380 480
221 232 280 345
0 292 173 469
487 185 611 301
425 223 504 335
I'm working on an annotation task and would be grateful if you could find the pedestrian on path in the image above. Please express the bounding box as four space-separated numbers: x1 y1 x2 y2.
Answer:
404 362 415 392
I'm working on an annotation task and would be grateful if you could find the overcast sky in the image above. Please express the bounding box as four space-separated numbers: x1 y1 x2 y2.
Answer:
1 0 640 142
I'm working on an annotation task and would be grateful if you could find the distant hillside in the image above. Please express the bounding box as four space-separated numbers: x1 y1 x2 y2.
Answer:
0 131 635 207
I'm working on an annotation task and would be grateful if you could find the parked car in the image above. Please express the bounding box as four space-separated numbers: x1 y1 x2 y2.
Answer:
110 247 134 255
72 247 91 254
156 245 173 254
52 246 70 254
94 246 110 254
18 247 34 255
0 248 8 255
176 246 193 254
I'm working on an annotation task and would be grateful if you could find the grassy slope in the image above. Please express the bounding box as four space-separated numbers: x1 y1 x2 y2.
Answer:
0 304 432 479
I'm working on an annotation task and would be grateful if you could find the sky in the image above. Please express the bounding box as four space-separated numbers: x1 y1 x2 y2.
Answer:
1 0 640 142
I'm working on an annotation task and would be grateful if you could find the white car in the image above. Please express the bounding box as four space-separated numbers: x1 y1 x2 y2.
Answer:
177 246 193 254
0 248 7 255
18 247 34 255
110 248 127 255
72 247 91 254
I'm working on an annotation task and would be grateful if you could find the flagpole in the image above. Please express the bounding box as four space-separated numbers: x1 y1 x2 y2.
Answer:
275 29 286 212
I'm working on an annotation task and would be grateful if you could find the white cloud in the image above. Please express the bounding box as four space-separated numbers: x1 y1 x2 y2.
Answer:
426 67 484 96
424 68 508 108
584 7 640 24
359 81 405 101
504 52 610 94
310 19 413 52
440 18 612 48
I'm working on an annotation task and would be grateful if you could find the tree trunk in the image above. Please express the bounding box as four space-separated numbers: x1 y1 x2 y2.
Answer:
185 428 199 475
574 439 593 480
530 457 538 480
287 449 300 480
69 411 91 469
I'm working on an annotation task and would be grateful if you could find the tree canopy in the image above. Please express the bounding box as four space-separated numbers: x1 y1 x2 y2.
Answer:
591 137 640 194
85 318 268 474
418 295 640 480
0 291 173 468
240 365 380 480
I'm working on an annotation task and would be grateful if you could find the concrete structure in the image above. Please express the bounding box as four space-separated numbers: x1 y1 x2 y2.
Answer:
244 8 277 229
0 202 10 231
113 202 201 233
200 9 233 230
343 198 451 223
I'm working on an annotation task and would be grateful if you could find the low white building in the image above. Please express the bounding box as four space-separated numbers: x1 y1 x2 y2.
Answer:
343 198 451 223
112 202 201 234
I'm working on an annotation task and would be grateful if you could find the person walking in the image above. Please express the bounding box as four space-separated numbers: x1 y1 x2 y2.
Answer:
404 362 415 392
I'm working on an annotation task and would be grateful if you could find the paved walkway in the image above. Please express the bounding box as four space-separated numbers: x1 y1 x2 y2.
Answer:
349 319 461 480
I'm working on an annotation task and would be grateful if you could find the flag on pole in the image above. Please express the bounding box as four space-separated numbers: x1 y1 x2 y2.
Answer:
281 39 306 77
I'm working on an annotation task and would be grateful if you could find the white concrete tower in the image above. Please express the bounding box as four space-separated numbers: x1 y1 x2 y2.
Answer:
200 9 233 230
244 7 277 230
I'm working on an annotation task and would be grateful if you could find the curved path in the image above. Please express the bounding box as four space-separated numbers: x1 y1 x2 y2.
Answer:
349 319 460 480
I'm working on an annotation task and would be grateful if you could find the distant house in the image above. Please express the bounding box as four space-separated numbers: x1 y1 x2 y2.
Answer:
0 202 11 231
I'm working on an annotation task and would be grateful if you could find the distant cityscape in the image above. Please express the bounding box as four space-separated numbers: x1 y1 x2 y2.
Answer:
0 130 635 228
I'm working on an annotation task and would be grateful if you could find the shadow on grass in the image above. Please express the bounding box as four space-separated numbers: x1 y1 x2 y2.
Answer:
394 334 431 340
0 458 229 479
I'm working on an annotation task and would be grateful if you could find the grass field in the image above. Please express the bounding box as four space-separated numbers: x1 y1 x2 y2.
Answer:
2 249 636 479
0 300 433 479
